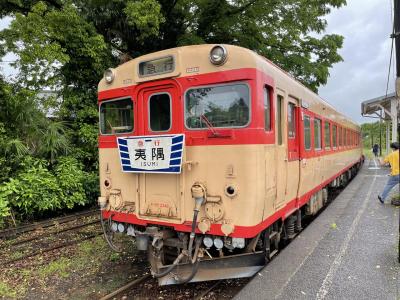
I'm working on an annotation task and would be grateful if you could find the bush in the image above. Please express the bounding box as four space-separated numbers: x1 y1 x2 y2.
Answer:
0 196 10 225
0 158 62 216
0 156 95 219
54 156 87 209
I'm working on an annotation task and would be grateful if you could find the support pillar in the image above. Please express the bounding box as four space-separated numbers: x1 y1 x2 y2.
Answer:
386 121 390 155
391 98 398 142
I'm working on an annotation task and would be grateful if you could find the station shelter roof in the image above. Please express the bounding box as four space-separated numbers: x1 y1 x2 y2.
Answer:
361 92 397 121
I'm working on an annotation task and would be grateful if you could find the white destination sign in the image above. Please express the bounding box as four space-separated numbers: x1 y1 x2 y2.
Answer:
117 134 184 174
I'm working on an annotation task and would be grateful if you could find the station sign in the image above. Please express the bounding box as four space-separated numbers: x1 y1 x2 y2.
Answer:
117 134 184 174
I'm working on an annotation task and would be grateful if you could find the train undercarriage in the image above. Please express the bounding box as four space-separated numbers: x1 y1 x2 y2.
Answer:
101 162 362 285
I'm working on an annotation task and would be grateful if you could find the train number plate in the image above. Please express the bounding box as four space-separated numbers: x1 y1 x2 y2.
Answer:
117 134 184 174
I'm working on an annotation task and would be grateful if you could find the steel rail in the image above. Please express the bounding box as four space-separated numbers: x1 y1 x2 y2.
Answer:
3 232 103 265
1 219 101 249
0 209 99 239
99 274 151 300
194 280 223 300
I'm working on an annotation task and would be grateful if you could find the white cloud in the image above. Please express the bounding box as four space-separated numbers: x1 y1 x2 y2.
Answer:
319 0 396 124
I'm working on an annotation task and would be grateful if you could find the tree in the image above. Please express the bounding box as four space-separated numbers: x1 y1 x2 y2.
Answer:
0 0 347 222
361 121 389 152
1 0 345 92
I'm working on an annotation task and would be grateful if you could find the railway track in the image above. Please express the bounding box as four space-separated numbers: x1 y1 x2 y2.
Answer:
1 219 101 249
0 208 99 239
1 210 103 266
194 280 223 300
99 274 151 300
3 232 103 265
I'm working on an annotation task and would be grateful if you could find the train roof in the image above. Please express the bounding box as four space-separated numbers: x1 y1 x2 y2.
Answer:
98 44 359 130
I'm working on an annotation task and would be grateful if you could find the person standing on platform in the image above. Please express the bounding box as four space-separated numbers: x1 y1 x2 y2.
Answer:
378 142 400 205
372 144 379 157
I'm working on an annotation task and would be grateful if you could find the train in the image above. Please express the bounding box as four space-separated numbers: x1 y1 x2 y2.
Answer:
97 44 363 285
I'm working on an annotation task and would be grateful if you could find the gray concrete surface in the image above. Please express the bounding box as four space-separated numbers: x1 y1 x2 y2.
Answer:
235 159 400 300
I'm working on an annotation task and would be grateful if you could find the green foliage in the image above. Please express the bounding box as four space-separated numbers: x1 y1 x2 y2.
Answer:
0 281 16 298
1 2 110 88
39 121 70 163
0 196 10 221
0 158 61 215
124 0 165 43
109 252 121 262
54 156 87 209
1 0 345 92
4 138 29 157
37 257 71 279
0 0 347 221
0 157 95 218
361 121 390 153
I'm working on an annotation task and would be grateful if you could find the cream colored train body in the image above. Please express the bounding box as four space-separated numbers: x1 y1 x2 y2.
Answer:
98 44 363 284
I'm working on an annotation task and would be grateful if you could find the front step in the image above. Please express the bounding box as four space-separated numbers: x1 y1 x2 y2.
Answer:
157 252 266 285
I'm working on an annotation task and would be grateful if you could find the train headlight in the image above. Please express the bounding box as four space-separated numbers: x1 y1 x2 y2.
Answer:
111 222 118 232
117 223 125 233
213 237 224 249
104 68 115 84
203 236 213 248
209 45 227 65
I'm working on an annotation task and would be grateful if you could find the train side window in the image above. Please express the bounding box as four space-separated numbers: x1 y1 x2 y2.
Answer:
350 131 353 146
277 95 283 145
304 115 311 151
339 127 342 147
332 125 337 148
149 93 171 131
347 130 350 146
264 87 271 131
100 98 134 135
288 103 296 138
324 121 331 149
314 118 322 150
350 130 352 146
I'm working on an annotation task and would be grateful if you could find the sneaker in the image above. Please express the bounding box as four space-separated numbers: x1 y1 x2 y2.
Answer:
378 195 384 204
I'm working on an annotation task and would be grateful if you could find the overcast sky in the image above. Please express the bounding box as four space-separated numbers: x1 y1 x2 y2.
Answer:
318 0 395 124
0 1 396 124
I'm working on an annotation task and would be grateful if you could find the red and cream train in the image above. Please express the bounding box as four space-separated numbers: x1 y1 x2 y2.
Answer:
97 44 363 285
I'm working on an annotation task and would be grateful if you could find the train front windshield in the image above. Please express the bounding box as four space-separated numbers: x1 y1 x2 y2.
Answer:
99 98 134 135
185 83 250 129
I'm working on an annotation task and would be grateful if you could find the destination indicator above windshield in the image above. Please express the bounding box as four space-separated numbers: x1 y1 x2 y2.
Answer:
138 56 174 77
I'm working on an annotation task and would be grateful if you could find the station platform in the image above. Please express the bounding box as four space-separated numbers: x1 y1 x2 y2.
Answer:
235 160 400 300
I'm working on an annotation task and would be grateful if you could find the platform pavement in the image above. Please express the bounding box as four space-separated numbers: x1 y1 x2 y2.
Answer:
235 159 400 300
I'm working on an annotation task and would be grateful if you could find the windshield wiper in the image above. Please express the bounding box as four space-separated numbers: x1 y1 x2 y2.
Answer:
200 114 220 137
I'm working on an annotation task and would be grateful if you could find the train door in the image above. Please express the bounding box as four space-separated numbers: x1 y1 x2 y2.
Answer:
136 83 184 222
285 97 300 204
275 92 287 209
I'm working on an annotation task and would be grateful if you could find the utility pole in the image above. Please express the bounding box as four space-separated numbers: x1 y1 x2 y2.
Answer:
379 110 382 156
393 0 400 263
394 0 400 80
